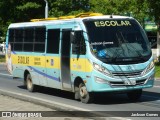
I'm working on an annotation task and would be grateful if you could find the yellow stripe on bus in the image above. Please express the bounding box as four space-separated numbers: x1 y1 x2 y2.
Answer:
11 55 93 72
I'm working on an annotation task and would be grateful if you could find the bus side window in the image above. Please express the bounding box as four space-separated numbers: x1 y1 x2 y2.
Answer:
47 29 60 54
8 29 15 51
34 26 46 52
72 31 86 55
23 27 34 52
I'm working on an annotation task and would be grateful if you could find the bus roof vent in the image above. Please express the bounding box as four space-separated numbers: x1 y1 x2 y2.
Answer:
110 14 114 18
30 18 58 22
30 12 103 22
75 12 103 18
59 16 75 19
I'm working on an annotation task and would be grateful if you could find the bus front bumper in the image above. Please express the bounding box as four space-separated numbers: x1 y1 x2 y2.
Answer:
87 70 155 93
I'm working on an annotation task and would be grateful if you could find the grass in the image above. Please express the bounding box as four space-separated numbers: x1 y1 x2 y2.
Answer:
155 64 160 78
0 55 5 63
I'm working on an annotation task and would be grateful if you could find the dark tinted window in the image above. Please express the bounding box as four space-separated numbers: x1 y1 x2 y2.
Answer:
35 27 46 42
34 43 45 52
24 43 33 52
24 27 34 42
14 43 23 51
47 29 60 54
8 26 46 52
72 31 86 55
15 28 23 42
8 29 15 42
84 19 151 64
62 30 71 56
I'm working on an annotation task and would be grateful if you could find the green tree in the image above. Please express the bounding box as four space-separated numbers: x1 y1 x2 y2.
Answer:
0 0 19 36
147 0 160 58
0 0 156 38
48 0 90 17
148 0 160 25
0 0 44 36
129 0 150 25
89 0 130 14
89 0 149 25
16 0 44 21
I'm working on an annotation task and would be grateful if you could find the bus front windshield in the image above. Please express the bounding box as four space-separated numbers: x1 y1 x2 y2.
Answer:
83 19 152 64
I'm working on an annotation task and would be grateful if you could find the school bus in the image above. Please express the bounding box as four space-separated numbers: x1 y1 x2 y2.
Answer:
6 13 155 103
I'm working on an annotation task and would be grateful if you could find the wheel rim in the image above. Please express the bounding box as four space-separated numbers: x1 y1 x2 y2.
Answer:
27 76 32 90
79 85 87 98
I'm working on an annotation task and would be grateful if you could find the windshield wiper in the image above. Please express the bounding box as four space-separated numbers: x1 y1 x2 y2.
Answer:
134 50 146 61
112 33 125 61
120 32 146 61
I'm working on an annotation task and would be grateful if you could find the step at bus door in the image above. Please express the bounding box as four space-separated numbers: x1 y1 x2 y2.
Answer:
61 29 72 90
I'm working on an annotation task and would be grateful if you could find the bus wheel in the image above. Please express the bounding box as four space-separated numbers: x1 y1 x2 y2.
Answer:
26 74 36 92
127 89 142 101
79 83 93 103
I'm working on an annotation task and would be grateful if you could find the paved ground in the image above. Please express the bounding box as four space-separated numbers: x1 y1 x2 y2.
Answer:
0 52 5 56
0 95 95 120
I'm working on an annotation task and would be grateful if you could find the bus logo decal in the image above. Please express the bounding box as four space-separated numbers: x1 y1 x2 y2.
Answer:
51 59 54 66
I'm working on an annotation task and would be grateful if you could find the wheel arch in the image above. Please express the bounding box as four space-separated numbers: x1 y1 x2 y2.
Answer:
73 76 94 103
24 70 30 83
73 76 84 92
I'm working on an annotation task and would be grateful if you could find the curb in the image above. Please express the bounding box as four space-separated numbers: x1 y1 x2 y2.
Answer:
0 89 127 120
156 78 160 80
0 89 83 111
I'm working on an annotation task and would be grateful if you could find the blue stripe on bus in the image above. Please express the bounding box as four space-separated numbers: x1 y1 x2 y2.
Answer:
12 51 16 55
11 51 60 82
28 66 60 82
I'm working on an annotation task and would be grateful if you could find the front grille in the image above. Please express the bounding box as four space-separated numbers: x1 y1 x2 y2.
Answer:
109 79 147 87
136 79 146 85
110 81 124 86
112 71 142 78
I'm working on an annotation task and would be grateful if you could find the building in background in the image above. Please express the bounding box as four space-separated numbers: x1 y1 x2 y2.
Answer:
144 20 159 61
0 42 6 53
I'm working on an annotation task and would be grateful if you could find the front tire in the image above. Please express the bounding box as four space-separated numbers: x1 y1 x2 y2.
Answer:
79 83 93 103
26 73 37 92
127 89 142 101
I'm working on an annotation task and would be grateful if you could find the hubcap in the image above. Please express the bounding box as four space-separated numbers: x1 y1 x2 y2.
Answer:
27 77 32 89
80 86 87 98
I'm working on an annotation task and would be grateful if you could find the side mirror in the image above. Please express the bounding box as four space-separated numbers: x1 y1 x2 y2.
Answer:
71 31 76 44
71 30 86 55
71 31 83 44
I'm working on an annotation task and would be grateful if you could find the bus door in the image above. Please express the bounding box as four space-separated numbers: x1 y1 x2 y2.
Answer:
45 29 61 89
61 29 72 90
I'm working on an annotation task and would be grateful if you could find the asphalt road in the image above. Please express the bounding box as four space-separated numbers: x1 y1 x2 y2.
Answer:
0 63 160 119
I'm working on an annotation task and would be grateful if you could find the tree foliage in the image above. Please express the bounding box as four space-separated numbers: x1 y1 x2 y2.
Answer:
0 0 44 36
48 0 89 17
89 0 150 25
0 0 159 37
147 0 160 24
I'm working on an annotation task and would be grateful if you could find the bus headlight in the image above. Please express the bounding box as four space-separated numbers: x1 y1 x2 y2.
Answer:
141 61 154 75
93 62 112 76
93 62 104 72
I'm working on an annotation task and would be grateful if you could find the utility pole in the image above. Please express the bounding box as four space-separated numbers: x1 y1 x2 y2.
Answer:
44 0 48 18
157 26 160 61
